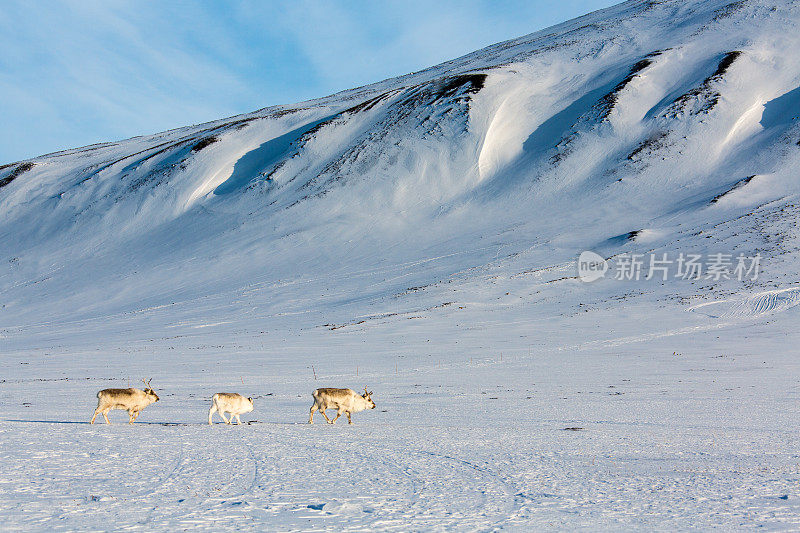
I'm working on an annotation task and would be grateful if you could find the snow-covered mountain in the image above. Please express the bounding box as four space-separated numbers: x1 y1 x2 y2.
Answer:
2 1 800 529
2 0 799 342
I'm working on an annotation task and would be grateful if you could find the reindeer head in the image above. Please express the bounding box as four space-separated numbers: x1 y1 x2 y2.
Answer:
142 378 160 402
362 386 376 409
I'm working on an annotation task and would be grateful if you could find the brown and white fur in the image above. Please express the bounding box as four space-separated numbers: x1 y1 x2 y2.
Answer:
309 387 375 424
208 393 254 425
91 378 160 424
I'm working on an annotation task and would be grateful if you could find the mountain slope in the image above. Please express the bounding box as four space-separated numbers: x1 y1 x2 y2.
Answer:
2 0 800 344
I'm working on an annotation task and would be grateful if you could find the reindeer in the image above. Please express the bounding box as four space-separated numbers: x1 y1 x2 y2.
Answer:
208 393 254 425
90 378 160 424
309 387 375 424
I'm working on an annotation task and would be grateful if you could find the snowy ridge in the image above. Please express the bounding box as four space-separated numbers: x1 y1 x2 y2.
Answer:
1 0 799 336
2 0 800 530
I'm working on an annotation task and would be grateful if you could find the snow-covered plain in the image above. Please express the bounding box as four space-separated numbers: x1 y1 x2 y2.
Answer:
2 0 800 529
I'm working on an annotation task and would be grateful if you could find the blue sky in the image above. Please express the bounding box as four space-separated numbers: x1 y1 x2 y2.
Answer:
0 0 618 164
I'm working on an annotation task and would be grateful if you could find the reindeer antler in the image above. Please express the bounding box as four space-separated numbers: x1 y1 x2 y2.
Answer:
142 377 152 389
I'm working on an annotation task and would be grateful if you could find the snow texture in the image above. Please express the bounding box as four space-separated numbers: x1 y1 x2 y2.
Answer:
2 0 800 530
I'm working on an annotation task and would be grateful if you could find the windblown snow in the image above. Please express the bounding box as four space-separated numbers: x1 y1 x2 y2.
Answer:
2 0 800 530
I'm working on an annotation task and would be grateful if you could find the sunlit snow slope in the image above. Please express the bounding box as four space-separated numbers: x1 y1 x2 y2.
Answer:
2 0 800 530
1 0 799 342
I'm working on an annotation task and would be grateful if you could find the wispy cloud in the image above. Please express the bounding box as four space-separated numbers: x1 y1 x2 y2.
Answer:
0 1 262 162
0 0 616 163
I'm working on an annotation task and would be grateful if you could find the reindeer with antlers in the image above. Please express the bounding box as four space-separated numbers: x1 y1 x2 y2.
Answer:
309 386 376 425
90 378 160 424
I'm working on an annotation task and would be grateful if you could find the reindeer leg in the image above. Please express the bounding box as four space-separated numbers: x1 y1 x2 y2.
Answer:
309 404 318 424
132 411 141 422
91 409 100 424
346 411 352 425
330 410 343 424
221 411 230 424
320 408 333 424
103 410 111 424
209 405 217 425
235 414 242 425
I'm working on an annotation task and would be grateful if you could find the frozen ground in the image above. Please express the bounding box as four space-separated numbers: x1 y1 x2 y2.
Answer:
2 0 800 530
2 303 800 530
